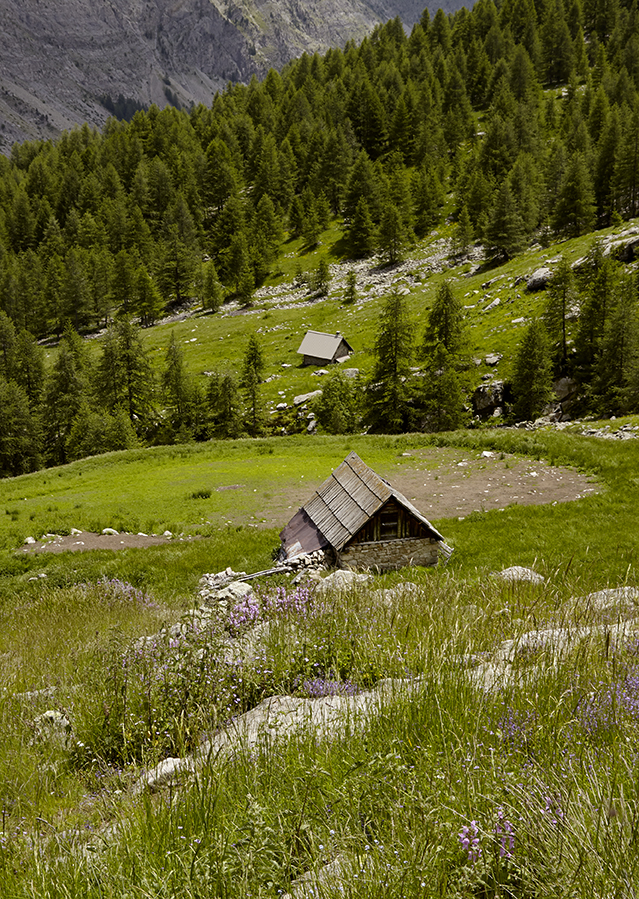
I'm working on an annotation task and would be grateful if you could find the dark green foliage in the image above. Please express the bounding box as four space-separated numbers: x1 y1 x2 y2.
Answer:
418 344 467 432
241 333 266 438
512 319 554 421
365 288 415 433
3 2 639 463
423 282 466 357
207 371 243 439
485 181 526 260
314 369 361 434
543 256 575 371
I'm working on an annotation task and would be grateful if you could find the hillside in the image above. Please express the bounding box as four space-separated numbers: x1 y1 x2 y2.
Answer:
1 428 639 897
0 0 450 148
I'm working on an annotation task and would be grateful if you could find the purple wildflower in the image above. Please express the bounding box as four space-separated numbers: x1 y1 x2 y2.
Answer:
296 677 359 698
459 821 481 864
494 808 515 859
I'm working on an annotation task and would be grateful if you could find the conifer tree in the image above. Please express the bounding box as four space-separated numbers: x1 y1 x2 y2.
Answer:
543 256 575 371
553 152 596 236
344 270 358 304
364 288 415 433
378 203 408 266
512 319 554 421
241 334 266 437
485 181 526 259
349 198 377 258
314 369 360 433
418 344 467 432
422 282 467 356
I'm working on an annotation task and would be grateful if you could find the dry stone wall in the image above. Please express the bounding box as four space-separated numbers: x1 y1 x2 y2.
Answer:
338 538 440 571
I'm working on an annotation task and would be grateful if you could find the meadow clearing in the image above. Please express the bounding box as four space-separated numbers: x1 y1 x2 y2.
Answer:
0 427 638 897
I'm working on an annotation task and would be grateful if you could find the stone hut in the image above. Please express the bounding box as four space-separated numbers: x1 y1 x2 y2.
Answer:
280 451 450 570
297 330 353 366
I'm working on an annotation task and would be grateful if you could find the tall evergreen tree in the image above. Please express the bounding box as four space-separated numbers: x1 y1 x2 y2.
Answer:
544 256 575 371
511 319 554 421
364 288 415 433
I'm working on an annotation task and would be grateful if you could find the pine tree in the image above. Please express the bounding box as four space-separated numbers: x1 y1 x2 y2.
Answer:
241 362 266 438
422 282 467 356
313 257 331 296
314 369 360 433
418 344 467 432
344 270 358 305
378 203 408 266
485 181 526 260
553 152 596 236
0 376 41 475
593 274 638 413
364 288 415 433
349 198 377 258
543 256 575 371
207 372 243 438
512 319 554 421
455 205 474 254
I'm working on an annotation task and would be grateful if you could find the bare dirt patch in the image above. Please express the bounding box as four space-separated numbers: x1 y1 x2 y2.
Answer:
264 447 599 528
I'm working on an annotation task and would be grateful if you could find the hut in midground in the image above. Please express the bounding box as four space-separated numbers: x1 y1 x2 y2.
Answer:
280 451 451 570
297 330 353 366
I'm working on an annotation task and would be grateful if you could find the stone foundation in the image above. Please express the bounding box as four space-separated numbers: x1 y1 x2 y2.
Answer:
338 538 440 571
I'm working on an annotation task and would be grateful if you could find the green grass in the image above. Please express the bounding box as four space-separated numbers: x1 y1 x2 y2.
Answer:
1 429 639 896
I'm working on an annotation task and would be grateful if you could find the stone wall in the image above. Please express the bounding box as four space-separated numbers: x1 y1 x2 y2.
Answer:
338 538 440 571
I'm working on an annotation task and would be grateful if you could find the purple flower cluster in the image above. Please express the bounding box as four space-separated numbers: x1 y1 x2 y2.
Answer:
228 585 316 635
495 808 515 859
83 577 157 609
576 669 639 738
227 592 262 634
459 821 481 864
296 677 359 698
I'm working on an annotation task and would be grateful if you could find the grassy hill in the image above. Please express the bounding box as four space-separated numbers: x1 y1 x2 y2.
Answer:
1 427 639 896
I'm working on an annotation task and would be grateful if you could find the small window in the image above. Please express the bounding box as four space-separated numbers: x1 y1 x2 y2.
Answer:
380 512 398 540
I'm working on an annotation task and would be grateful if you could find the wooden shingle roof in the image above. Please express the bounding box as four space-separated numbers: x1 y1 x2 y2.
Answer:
297 330 353 361
280 451 444 556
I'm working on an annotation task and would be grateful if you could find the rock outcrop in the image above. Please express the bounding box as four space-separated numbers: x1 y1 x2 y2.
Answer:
0 0 460 149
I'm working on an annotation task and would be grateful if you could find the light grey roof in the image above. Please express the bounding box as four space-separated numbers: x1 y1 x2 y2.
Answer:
282 451 443 553
297 330 353 361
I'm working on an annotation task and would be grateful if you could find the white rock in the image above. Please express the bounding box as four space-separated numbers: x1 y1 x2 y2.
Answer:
294 390 323 406
483 298 501 312
163 530 173 537
215 581 253 604
315 569 372 594
276 402 288 410
70 528 83 536
102 527 119 536
494 566 545 585
485 353 503 366
23 536 36 544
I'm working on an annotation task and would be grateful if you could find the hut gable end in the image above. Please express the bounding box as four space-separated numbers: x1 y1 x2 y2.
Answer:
347 499 433 546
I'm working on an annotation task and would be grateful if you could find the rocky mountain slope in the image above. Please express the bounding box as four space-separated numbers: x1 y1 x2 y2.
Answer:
0 0 456 150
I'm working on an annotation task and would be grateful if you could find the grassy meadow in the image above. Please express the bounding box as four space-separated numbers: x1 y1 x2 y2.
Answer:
0 429 639 895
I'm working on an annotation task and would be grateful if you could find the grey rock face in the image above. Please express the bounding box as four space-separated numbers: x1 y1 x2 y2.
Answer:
526 267 553 291
0 0 457 148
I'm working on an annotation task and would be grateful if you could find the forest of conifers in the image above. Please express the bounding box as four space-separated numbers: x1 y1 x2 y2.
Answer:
2 0 639 476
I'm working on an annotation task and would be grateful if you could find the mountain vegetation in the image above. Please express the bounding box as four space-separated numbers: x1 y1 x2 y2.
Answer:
3 0 639 476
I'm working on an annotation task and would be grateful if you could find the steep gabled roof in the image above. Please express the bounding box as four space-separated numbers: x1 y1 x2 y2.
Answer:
296 330 353 361
280 451 443 556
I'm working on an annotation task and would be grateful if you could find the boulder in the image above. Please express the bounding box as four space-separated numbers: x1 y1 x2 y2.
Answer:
34 710 73 749
215 581 253 604
342 368 360 378
483 298 500 312
276 402 288 410
315 570 372 594
23 536 36 545
472 380 504 416
102 527 119 536
293 390 322 406
494 566 545 585
526 267 553 291
485 353 502 366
